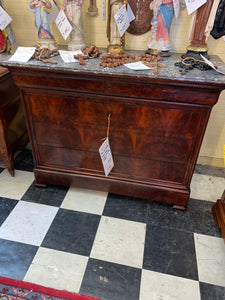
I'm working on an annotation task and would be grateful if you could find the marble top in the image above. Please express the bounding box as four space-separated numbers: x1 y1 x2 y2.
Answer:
0 50 225 86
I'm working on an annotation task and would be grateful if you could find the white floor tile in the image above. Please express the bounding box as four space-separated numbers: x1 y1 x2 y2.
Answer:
61 187 107 215
0 169 34 200
140 269 201 300
90 216 146 268
190 173 225 202
24 247 88 293
0 201 58 246
194 233 225 287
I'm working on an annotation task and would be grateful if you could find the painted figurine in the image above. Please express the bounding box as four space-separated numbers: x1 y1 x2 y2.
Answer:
30 0 58 49
30 0 53 39
147 0 174 52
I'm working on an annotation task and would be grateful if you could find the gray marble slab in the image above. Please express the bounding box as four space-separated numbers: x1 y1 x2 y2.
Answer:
0 49 225 85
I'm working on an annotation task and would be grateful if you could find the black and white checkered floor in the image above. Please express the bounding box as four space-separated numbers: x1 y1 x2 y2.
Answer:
0 149 225 300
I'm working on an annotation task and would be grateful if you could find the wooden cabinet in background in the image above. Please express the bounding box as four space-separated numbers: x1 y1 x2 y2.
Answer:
0 67 28 175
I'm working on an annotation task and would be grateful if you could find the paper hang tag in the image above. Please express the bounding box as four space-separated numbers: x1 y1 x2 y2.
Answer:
114 4 130 37
127 3 135 23
184 0 206 15
55 9 72 40
0 6 12 31
99 138 114 177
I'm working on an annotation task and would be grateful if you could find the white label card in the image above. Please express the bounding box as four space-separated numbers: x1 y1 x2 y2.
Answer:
0 6 12 30
99 138 114 177
9 47 36 62
184 0 206 15
200 54 225 76
114 4 130 37
55 9 72 40
127 3 135 23
124 61 153 70
59 50 83 63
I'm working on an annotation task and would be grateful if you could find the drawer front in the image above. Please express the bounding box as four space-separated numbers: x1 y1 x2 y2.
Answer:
25 91 207 184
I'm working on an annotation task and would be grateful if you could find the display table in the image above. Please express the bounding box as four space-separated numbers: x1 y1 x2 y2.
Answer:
1 52 225 209
0 66 28 175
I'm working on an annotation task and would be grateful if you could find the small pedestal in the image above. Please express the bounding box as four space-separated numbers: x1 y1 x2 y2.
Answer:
36 38 58 50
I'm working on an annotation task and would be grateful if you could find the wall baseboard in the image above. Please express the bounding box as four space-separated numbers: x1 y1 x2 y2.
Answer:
197 155 225 168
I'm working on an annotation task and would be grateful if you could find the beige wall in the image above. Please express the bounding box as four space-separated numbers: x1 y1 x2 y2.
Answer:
2 0 225 167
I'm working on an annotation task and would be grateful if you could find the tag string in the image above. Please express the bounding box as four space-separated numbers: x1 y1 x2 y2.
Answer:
102 113 111 141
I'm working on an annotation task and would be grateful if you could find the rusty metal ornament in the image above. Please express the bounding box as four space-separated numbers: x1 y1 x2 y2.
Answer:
127 0 153 35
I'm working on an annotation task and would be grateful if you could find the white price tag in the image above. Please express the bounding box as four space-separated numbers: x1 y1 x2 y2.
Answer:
184 0 206 15
200 54 225 76
59 50 82 63
99 138 114 177
127 3 135 23
55 9 72 40
114 4 130 37
9 47 36 62
0 6 12 30
124 61 153 70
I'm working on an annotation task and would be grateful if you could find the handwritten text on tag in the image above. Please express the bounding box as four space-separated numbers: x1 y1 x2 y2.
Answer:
99 138 114 177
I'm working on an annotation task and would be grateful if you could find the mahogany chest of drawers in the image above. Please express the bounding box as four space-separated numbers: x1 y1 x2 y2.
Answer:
2 52 225 209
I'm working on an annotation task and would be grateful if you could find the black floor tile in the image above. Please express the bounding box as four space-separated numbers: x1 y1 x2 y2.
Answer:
0 239 38 280
80 258 141 300
22 183 69 207
195 164 225 178
41 209 100 256
0 197 18 226
143 225 199 281
146 198 222 237
103 193 148 223
14 149 34 172
199 282 225 300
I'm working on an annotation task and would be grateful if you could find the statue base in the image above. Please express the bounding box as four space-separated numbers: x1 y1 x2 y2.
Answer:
68 39 86 51
107 44 124 54
145 48 171 57
182 46 210 60
36 38 58 51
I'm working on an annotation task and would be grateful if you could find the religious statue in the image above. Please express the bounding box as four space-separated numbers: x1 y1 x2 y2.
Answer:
30 0 58 49
106 0 125 53
0 0 17 52
146 0 174 55
63 0 85 50
186 0 215 58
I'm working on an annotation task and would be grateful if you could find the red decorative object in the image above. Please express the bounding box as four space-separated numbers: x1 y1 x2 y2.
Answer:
0 30 6 52
0 276 100 300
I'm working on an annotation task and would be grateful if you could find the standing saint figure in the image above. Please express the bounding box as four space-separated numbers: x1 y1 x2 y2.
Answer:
106 0 125 53
183 0 218 59
30 0 58 49
63 0 85 50
147 0 174 53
